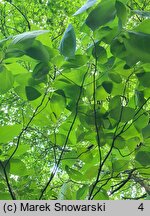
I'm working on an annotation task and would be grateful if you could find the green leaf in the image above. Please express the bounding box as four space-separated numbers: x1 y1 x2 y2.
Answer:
92 45 107 63
0 65 14 94
63 54 89 68
113 160 129 171
145 195 150 200
25 40 50 62
58 182 73 200
84 165 99 180
10 159 27 176
110 37 127 59
109 95 122 109
50 90 66 119
102 81 113 94
134 90 146 107
134 19 150 34
127 137 141 152
65 165 85 181
15 73 31 86
54 80 80 110
142 124 150 139
135 151 150 166
110 106 135 122
123 31 150 63
1 0 150 200
121 125 140 140
5 48 25 58
59 24 76 58
115 0 127 26
0 160 10 175
14 85 27 100
25 86 41 101
5 62 28 75
85 0 116 30
108 72 122 83
93 189 109 200
121 107 135 122
51 133 66 147
52 55 65 67
7 145 30 157
76 185 88 200
0 192 12 200
32 62 50 80
114 136 126 149
134 113 149 131
61 67 86 86
0 125 21 143
74 0 97 16
96 85 109 100
12 30 49 44
136 72 150 88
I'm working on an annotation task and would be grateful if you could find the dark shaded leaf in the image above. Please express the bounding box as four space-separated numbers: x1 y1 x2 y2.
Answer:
142 124 150 139
32 62 50 80
108 72 122 83
92 45 107 62
114 136 126 149
102 81 113 94
109 95 122 109
59 24 76 57
115 0 127 25
85 0 116 30
25 41 50 62
136 72 150 88
113 160 129 171
124 31 150 63
25 86 41 101
110 106 135 122
134 90 146 107
5 48 25 58
135 151 150 166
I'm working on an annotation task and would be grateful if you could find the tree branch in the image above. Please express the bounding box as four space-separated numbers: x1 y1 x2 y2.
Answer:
8 2 31 31
39 64 91 199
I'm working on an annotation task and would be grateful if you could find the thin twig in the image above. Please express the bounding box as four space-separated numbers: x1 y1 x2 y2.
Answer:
39 64 91 199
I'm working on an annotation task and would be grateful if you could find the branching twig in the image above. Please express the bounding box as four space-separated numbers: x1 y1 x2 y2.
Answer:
110 168 136 195
0 161 16 200
88 37 102 199
122 194 147 200
89 71 135 199
7 2 31 31
3 83 50 199
131 175 150 195
39 64 91 199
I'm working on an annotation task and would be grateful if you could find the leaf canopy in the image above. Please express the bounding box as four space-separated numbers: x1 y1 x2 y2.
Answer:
0 0 149 201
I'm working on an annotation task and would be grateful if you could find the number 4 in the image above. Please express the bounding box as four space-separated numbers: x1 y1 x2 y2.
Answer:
138 203 144 211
